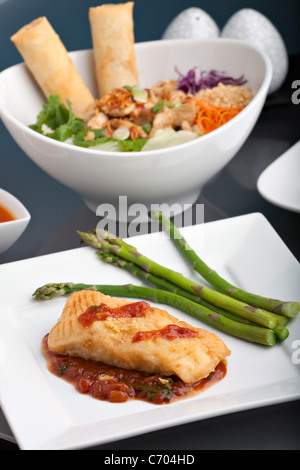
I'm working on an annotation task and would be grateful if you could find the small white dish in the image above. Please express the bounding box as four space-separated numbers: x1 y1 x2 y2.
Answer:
0 188 31 255
257 140 300 213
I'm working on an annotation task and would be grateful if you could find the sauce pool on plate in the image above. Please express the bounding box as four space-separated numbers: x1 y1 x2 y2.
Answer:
42 334 227 405
0 204 15 223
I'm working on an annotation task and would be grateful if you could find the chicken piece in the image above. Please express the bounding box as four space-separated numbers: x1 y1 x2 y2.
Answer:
86 110 108 129
149 80 178 102
151 106 174 132
171 101 197 127
168 89 187 104
180 120 193 132
130 109 154 128
83 131 96 141
106 118 148 140
151 101 197 134
129 103 154 127
48 290 230 384
97 88 135 117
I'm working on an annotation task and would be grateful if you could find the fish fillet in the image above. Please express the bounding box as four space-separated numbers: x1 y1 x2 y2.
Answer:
48 290 230 383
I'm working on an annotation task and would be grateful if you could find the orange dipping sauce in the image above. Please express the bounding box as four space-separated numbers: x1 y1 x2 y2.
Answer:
0 204 15 223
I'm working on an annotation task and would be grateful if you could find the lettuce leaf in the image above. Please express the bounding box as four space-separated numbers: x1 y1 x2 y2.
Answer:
141 128 198 151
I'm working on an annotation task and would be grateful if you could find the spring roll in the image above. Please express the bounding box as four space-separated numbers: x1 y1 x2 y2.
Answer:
10 17 95 120
48 290 230 384
89 2 139 97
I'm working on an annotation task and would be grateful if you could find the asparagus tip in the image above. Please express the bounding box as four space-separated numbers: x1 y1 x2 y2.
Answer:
77 230 108 249
33 282 74 300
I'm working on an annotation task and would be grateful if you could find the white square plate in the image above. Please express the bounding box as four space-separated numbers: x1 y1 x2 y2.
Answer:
0 212 299 450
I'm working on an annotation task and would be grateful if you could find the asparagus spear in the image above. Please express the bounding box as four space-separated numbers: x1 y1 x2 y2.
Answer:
32 282 277 346
96 250 239 318
77 230 280 330
90 228 138 252
96 251 289 341
150 211 300 318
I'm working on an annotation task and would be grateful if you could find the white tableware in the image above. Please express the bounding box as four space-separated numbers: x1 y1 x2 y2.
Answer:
0 213 299 450
0 188 31 254
0 39 272 216
257 140 300 212
221 8 288 94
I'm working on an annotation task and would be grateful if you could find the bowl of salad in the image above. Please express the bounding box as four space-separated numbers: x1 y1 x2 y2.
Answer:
0 37 272 216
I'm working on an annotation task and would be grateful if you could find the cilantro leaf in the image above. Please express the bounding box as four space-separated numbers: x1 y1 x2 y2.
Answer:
30 94 148 152
29 94 84 142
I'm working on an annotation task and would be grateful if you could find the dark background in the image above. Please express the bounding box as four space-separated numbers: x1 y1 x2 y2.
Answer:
0 0 300 70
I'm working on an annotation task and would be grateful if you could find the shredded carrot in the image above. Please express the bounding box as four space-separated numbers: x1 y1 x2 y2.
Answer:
195 99 244 134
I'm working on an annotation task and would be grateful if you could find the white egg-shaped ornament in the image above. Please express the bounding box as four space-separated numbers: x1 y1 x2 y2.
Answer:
221 8 288 94
162 7 220 40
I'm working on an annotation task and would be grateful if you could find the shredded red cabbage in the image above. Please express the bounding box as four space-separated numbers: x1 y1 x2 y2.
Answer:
175 68 247 94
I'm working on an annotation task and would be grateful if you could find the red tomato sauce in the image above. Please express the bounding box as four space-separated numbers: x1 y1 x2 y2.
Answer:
78 301 150 328
0 204 15 223
132 324 198 343
42 335 227 405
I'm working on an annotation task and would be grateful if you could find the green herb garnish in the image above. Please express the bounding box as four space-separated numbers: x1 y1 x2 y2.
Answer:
151 100 176 114
30 94 148 152
74 130 147 152
29 94 84 142
73 128 107 147
123 85 148 103
118 138 147 152
142 123 152 134
58 364 68 375
134 384 174 401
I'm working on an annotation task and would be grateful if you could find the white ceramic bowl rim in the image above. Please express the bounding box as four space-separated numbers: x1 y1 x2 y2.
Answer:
0 188 31 223
0 38 272 160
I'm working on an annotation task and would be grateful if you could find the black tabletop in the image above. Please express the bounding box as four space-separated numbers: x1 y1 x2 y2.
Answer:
0 17 299 451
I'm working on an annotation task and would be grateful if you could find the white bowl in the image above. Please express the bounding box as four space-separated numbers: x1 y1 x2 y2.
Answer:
0 38 272 217
0 189 31 255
